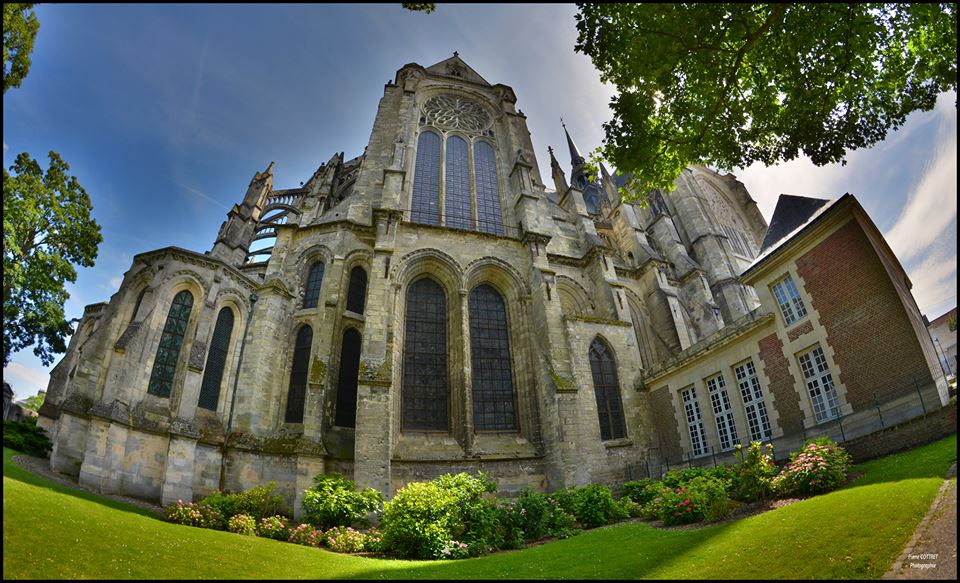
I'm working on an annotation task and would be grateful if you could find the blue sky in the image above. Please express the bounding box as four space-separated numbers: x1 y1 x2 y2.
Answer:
3 4 957 400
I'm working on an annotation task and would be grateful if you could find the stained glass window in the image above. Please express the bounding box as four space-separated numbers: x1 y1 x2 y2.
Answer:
469 284 515 430
445 135 472 230
147 290 194 398
303 261 325 309
402 278 448 430
335 328 362 428
589 338 626 440
285 325 313 423
474 141 503 235
197 308 235 411
411 131 441 225
346 266 367 314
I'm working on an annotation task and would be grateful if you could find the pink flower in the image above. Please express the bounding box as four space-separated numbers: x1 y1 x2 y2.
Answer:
674 511 682 517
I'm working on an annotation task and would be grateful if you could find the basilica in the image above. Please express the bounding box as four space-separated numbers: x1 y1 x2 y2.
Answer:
39 55 949 515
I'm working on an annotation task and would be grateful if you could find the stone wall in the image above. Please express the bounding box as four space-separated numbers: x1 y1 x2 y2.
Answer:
841 402 956 462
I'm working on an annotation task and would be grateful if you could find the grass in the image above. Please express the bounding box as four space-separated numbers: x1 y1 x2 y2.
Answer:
3 433 956 579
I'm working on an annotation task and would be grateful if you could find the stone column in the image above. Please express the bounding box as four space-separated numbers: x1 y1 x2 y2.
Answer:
78 416 129 494
161 426 200 506
352 381 393 496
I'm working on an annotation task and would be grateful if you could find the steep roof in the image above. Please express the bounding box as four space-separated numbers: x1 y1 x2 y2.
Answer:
928 307 958 328
424 53 490 86
758 195 833 254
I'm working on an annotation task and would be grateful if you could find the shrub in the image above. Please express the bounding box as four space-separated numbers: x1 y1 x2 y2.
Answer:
163 500 225 530
301 473 383 530
730 442 778 502
257 515 290 541
620 479 662 507
439 540 470 560
773 438 850 497
569 484 619 528
199 482 287 523
656 476 731 525
380 472 498 559
661 466 734 492
324 526 367 553
510 487 551 541
362 528 384 553
287 523 324 547
3 417 53 458
227 513 257 536
542 498 578 538
618 498 643 518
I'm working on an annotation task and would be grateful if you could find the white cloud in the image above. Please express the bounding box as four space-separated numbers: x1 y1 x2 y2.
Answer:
905 243 957 318
3 362 51 398
174 180 229 210
109 277 123 290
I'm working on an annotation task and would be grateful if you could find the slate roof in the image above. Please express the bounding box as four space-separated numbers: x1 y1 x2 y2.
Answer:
758 194 833 254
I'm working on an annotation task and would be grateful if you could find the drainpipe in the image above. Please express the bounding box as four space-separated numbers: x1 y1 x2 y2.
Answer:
219 292 258 492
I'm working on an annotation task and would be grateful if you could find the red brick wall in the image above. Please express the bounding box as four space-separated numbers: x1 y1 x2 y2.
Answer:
787 320 813 342
650 388 682 461
758 332 804 434
796 220 934 411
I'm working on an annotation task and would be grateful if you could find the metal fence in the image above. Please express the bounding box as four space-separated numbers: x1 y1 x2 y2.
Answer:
627 371 954 481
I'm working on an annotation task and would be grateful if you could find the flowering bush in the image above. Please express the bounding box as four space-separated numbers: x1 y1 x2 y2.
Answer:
661 466 734 491
362 528 384 552
164 500 225 529
199 483 287 523
439 540 470 560
773 438 850 497
301 472 383 530
257 515 290 541
654 476 731 525
618 497 643 518
287 523 324 547
324 526 367 553
227 513 257 536
620 479 662 507
730 442 778 502
549 483 620 529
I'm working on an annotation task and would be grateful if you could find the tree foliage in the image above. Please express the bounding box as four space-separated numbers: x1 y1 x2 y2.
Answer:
20 392 45 412
2 3 39 94
575 3 958 196
402 3 436 14
3 152 102 366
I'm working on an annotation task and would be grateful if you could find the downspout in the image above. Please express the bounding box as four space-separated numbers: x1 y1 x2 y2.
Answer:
219 292 258 492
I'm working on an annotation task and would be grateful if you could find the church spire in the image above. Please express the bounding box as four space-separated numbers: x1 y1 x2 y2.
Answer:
561 118 585 167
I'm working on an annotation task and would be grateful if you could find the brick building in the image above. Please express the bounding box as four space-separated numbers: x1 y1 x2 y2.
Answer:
38 55 950 516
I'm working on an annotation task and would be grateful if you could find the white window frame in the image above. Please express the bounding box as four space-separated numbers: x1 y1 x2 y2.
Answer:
705 373 739 451
681 385 708 457
797 345 841 423
734 359 772 441
771 273 807 326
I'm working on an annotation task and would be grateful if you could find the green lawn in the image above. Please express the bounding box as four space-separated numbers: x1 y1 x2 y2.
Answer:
3 433 956 579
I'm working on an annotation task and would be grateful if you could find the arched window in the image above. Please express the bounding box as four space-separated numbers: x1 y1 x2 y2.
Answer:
469 284 515 430
411 130 441 225
147 290 194 398
335 328 362 427
402 277 447 430
589 337 626 440
445 135 472 230
303 261 325 309
474 141 503 235
346 266 368 314
197 307 235 411
285 325 313 423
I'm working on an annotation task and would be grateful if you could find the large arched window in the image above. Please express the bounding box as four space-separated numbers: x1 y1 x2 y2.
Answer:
474 141 503 235
197 307 235 411
444 135 472 230
303 261 325 309
469 284 516 430
335 328 362 428
285 325 313 423
589 337 626 441
402 277 448 430
147 290 194 398
346 266 368 314
411 130 441 225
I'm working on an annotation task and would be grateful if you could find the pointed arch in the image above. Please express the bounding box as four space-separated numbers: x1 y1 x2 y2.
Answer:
445 134 472 229
147 290 194 398
402 276 448 430
469 283 516 430
346 266 368 314
411 130 441 225
197 307 235 411
335 328 362 428
285 325 313 423
303 261 325 309
589 336 626 440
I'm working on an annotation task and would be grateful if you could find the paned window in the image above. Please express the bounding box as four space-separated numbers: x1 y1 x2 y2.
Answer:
411 130 441 225
469 284 515 430
444 135 473 230
705 373 739 451
474 141 503 235
285 326 313 423
303 261 325 309
734 359 771 441
402 278 448 430
335 328 361 428
147 290 194 398
197 308 235 411
798 345 840 423
772 274 807 326
346 266 367 314
589 338 626 440
681 386 708 456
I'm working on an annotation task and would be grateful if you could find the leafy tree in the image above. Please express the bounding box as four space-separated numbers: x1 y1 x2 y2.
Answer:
948 311 957 332
20 391 44 412
575 3 958 197
2 3 39 94
402 3 436 14
3 152 102 366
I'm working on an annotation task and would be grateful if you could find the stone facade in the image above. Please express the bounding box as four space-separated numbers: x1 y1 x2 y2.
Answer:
39 55 949 516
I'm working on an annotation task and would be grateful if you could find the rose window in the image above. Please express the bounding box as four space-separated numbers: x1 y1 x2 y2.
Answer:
421 95 491 133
